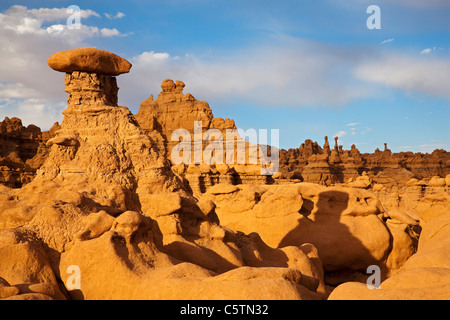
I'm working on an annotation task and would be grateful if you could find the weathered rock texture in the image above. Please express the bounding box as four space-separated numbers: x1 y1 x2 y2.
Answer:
279 139 450 187
1 48 448 300
199 182 419 285
64 71 119 107
328 204 450 300
0 48 327 300
0 117 59 188
4 80 448 197
135 79 275 197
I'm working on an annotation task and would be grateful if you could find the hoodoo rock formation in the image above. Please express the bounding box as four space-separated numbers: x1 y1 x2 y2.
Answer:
279 138 450 187
0 48 449 300
0 48 327 300
135 79 274 197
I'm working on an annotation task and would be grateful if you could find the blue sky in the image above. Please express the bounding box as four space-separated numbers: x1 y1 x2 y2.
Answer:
0 0 449 152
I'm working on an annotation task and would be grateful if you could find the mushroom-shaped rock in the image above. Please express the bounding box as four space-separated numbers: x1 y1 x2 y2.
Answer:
47 48 132 76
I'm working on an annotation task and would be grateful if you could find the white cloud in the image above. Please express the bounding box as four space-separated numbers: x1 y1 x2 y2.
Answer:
346 122 360 126
0 82 38 99
400 142 450 153
0 97 65 129
100 28 120 37
135 51 170 62
28 6 100 20
0 5 126 45
354 53 450 100
420 47 438 55
105 12 125 19
119 37 378 111
418 143 450 153
121 35 450 114
380 38 394 45
334 131 348 138
0 5 101 36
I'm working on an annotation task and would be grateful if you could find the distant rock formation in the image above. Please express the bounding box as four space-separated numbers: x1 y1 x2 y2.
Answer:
135 80 449 194
279 138 450 187
0 117 59 187
3 78 448 195
135 79 274 197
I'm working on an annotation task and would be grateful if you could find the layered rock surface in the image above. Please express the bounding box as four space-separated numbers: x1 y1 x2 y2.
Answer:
135 79 275 197
1 48 448 300
0 48 326 300
4 79 448 195
279 139 450 187
0 117 59 188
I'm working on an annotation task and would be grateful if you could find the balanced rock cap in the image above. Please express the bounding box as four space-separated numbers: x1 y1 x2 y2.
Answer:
47 48 132 76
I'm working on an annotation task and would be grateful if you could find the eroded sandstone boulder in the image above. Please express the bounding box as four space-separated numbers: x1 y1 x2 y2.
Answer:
200 182 418 284
0 48 327 300
48 48 132 76
328 209 450 300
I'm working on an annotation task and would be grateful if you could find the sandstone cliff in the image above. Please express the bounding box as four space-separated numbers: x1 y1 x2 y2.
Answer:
0 117 59 188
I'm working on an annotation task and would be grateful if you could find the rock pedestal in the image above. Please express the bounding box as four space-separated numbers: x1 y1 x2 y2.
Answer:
64 71 118 107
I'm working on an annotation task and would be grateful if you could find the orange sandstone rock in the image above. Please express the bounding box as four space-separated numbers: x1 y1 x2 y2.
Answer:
0 49 328 300
47 48 132 76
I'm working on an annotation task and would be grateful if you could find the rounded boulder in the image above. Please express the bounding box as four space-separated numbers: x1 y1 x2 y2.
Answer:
48 48 132 76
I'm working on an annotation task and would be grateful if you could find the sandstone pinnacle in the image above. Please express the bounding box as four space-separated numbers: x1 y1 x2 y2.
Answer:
47 48 132 76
